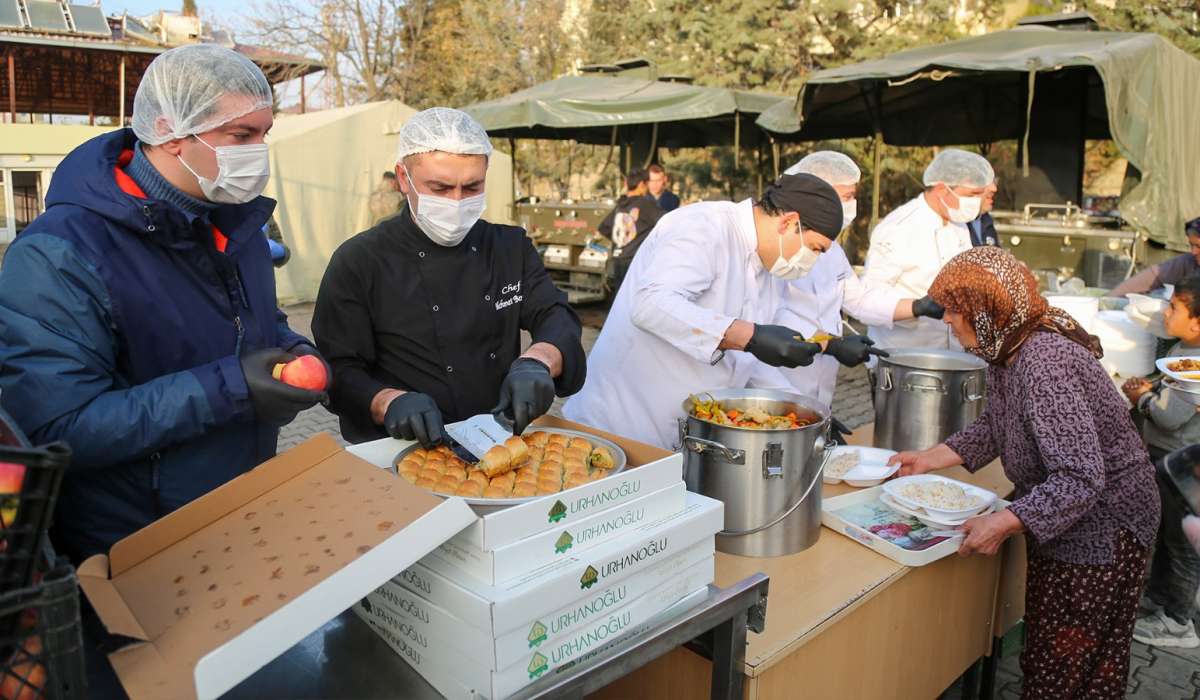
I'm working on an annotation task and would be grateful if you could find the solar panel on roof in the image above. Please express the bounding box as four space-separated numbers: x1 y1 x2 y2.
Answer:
0 0 22 29
68 5 110 36
26 1 69 31
122 15 157 43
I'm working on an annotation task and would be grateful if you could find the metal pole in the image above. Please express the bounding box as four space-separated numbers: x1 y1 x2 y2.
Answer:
300 73 307 114
871 131 883 228
7 50 15 123
118 54 126 126
733 112 740 170
508 137 517 220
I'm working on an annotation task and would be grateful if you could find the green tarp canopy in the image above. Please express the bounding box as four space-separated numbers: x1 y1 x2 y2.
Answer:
462 74 788 150
756 26 1200 250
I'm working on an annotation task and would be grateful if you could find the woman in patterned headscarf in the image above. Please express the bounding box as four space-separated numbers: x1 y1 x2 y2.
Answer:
889 247 1160 699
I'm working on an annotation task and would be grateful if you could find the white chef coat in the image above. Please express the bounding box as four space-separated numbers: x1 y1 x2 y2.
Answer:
563 199 789 449
862 194 971 352
773 243 902 407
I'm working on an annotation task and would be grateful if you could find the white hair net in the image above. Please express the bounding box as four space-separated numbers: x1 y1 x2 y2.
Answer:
784 151 861 186
923 149 995 188
397 107 493 161
132 44 272 146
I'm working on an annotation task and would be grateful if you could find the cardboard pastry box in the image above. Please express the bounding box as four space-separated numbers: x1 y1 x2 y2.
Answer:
78 433 476 700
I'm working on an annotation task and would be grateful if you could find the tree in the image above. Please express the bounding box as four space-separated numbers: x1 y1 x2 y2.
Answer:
182 0 198 17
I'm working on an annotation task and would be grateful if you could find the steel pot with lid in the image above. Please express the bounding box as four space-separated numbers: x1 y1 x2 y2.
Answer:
871 349 987 452
678 389 832 557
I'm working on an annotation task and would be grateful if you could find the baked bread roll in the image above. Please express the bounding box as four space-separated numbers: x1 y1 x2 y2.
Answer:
467 470 490 488
443 466 467 482
480 445 512 477
547 434 569 447
414 476 438 489
512 482 537 498
483 484 511 499
436 476 461 493
417 468 443 483
491 471 517 491
456 480 485 497
526 431 550 447
563 474 588 490
504 436 530 467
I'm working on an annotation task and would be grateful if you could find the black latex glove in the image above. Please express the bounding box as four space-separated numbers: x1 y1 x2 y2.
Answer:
829 416 853 446
823 334 890 367
492 358 556 436
912 295 945 320
290 343 332 392
745 325 821 369
383 392 445 448
239 347 327 427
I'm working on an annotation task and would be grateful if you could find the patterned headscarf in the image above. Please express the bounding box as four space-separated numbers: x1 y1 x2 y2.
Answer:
929 247 1103 365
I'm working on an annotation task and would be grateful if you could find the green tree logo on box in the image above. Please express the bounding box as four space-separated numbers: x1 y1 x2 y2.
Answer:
554 531 574 554
548 499 567 523
527 620 548 648
528 651 549 679
579 565 599 590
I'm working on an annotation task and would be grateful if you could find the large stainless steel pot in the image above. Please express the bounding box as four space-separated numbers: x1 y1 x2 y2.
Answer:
871 349 987 452
678 389 832 557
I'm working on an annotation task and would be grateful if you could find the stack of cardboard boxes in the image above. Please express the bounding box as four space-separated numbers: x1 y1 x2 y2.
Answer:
354 437 723 699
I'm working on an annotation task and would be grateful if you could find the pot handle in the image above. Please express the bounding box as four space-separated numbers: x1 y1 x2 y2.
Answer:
962 374 985 402
681 435 746 465
718 436 834 538
902 371 947 394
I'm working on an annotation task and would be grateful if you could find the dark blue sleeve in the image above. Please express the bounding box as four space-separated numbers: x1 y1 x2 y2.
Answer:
0 235 254 468
274 306 311 351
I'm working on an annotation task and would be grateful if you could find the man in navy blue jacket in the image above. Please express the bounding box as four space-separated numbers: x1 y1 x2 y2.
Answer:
0 44 328 566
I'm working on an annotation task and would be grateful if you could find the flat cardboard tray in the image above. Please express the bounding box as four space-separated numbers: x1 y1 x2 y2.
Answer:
77 434 477 700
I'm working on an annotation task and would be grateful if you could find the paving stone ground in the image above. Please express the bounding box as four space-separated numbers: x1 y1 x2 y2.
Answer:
280 302 1200 698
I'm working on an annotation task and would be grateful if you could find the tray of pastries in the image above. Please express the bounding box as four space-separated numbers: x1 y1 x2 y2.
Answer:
392 428 627 507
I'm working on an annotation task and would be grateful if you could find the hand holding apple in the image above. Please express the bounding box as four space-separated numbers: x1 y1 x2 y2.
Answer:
271 355 329 392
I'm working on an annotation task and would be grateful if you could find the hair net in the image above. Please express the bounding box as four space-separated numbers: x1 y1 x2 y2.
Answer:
132 44 272 146
923 149 995 188
784 151 861 186
397 107 493 161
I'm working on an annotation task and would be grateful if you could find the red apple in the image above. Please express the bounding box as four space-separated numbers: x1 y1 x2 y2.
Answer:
0 461 25 527
271 355 328 391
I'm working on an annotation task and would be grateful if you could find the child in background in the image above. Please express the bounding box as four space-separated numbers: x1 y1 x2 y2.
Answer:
1122 275 1200 648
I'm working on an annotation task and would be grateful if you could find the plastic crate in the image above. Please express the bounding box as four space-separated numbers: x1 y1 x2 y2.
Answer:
0 408 70 594
0 562 86 700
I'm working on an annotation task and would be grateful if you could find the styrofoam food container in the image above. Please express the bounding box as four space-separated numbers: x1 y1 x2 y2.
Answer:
1126 293 1167 316
880 492 995 528
882 474 997 520
823 446 898 485
843 463 900 488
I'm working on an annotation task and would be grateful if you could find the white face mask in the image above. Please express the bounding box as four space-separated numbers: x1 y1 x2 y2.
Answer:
768 226 820 280
942 190 982 224
178 135 270 205
841 199 857 230
403 166 486 247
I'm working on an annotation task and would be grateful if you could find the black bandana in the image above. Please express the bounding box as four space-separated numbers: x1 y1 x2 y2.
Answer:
760 173 843 238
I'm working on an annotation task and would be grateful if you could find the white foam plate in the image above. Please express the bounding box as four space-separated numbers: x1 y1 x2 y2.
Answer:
843 463 901 488
1156 357 1200 384
823 445 897 485
880 492 995 529
882 474 997 520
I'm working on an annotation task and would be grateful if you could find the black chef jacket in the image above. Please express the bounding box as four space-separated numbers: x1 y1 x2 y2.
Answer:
312 207 587 443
